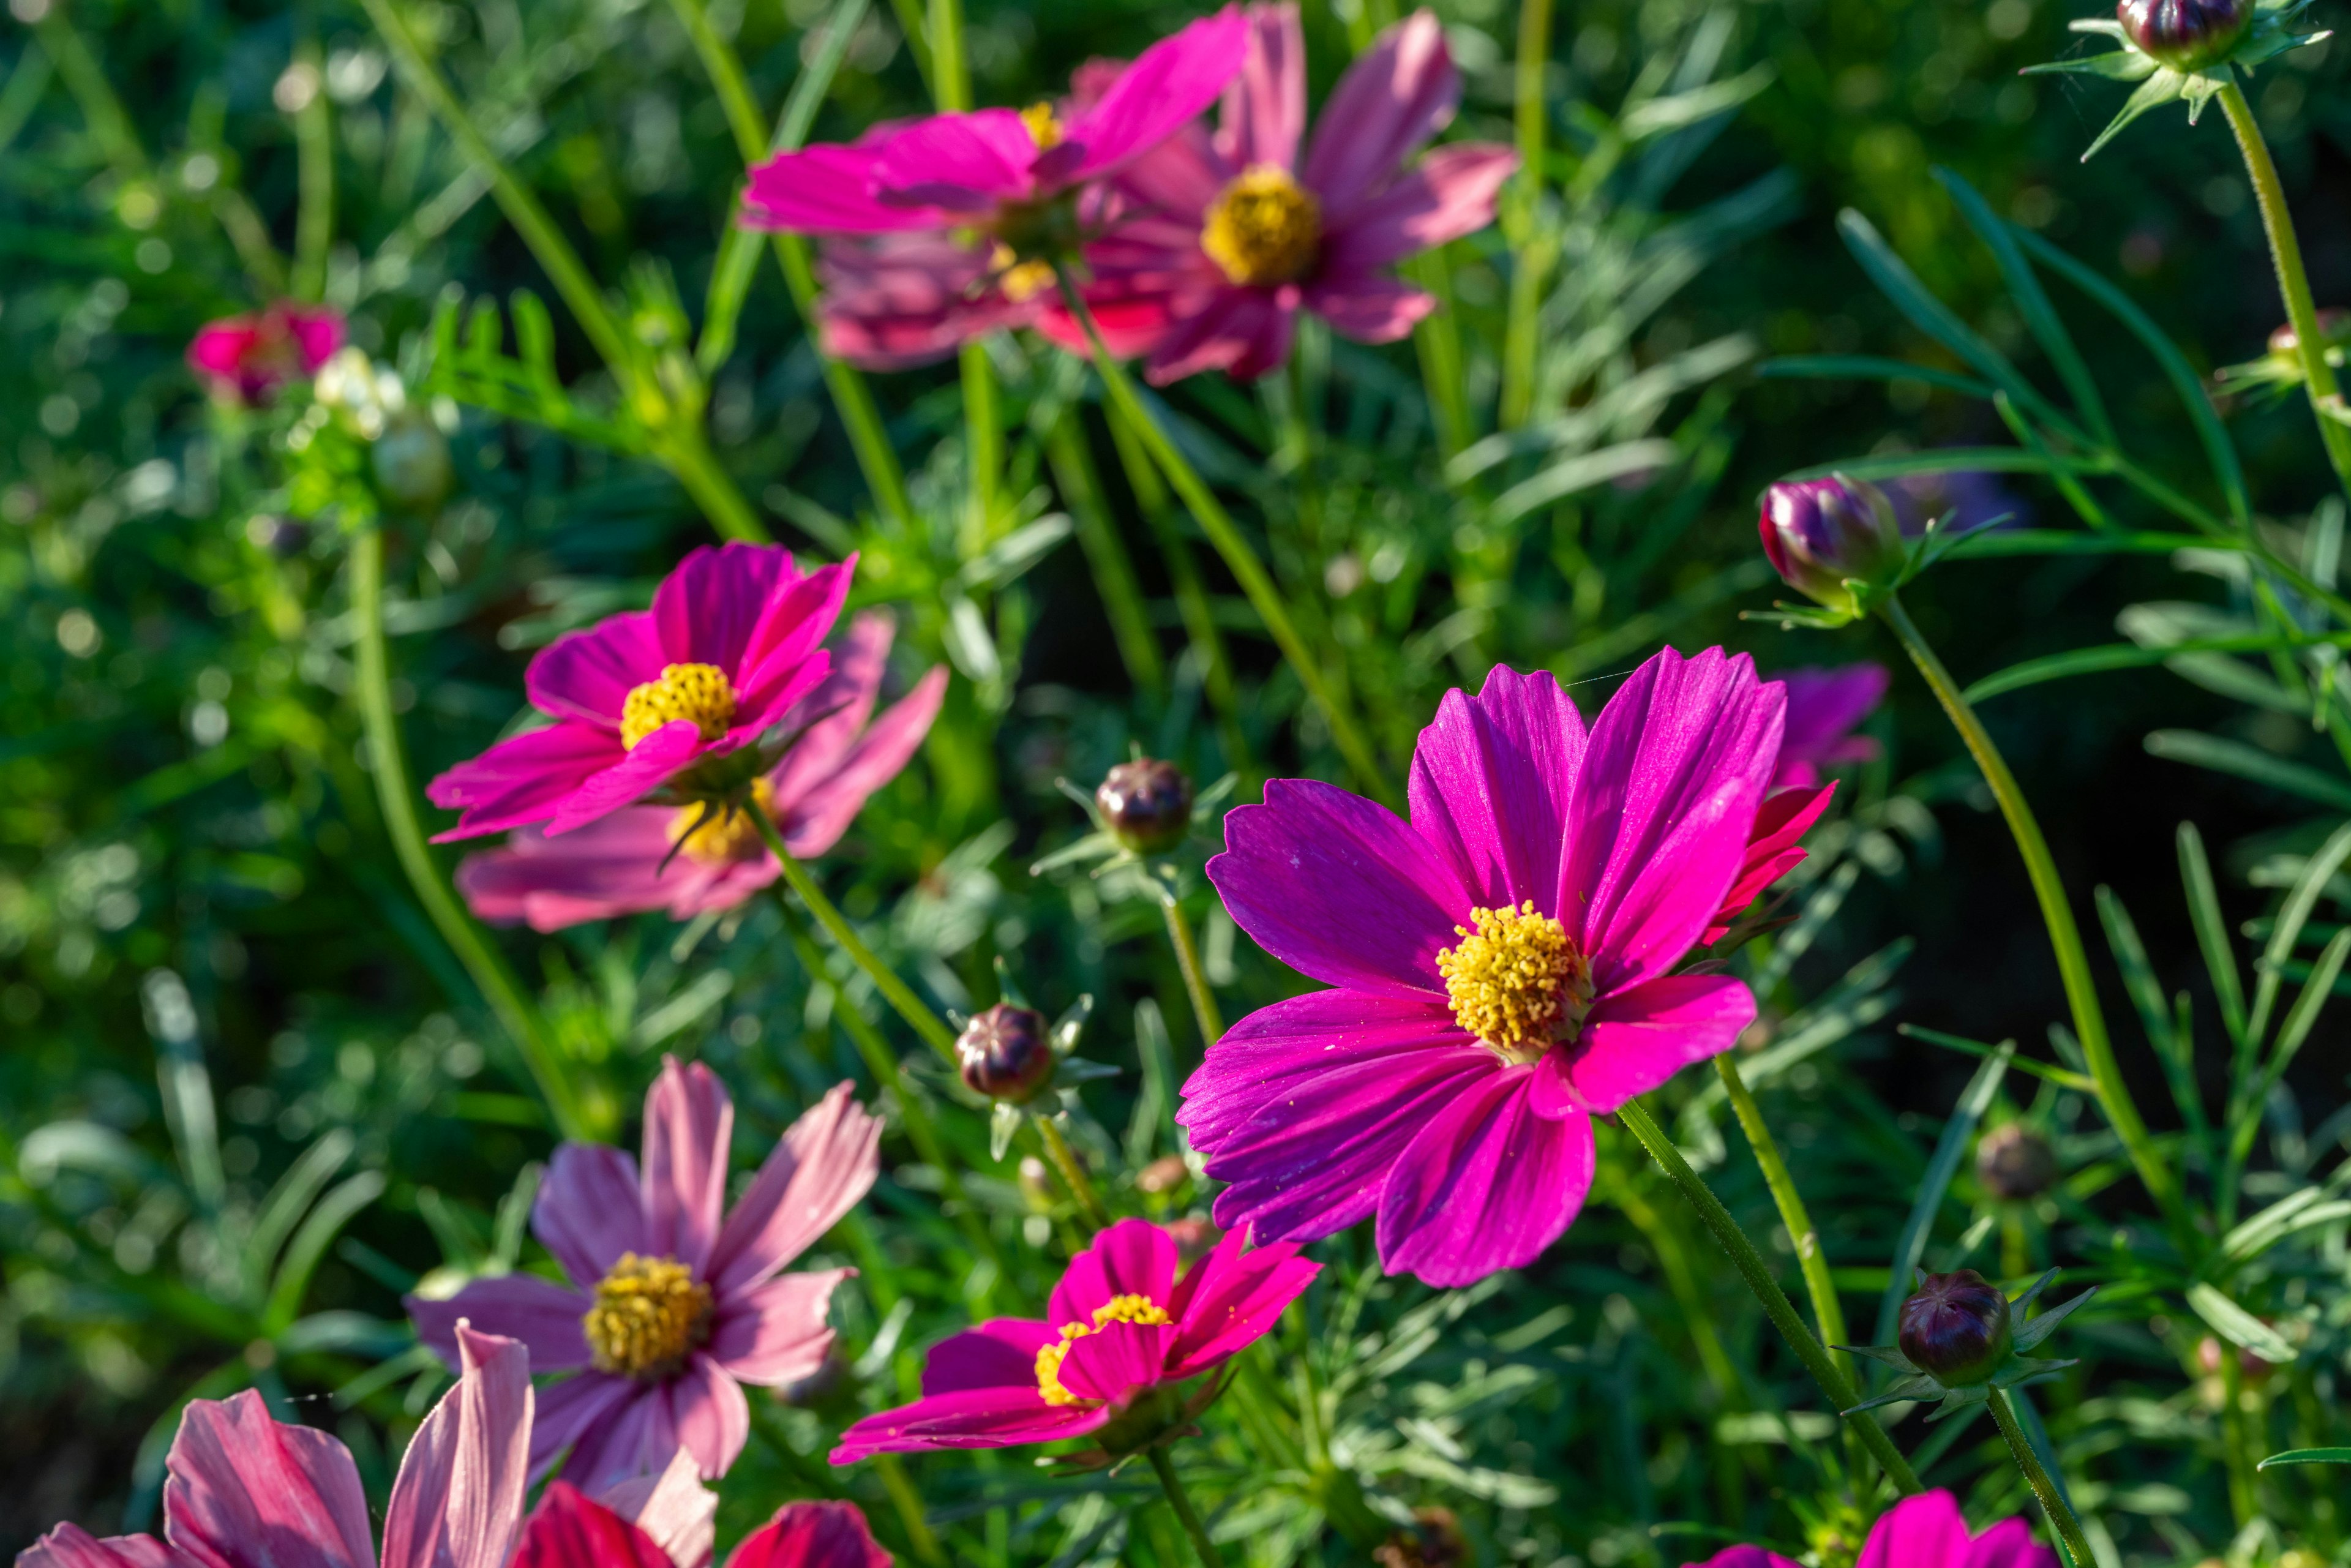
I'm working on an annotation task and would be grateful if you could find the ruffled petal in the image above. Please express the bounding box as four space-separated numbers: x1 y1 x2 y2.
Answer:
162 1392 375 1568
534 1143 648 1286
741 142 950 234
829 1389 1104 1462
1373 1074 1595 1287
651 544 800 676
1319 143 1517 270
18 1527 193 1568
707 1082 883 1294
640 1057 733 1275
705 1270 850 1386
765 614 897 800
1299 10 1457 213
735 560 857 726
527 613 662 730
1048 1218 1179 1329
1532 973 1755 1117
1703 783 1834 945
1164 1232 1318 1377
407 1274 593 1374
427 723 628 842
723 1503 892 1568
1854 1491 1971 1568
872 110 1039 210
1406 664 1586 912
455 814 738 934
541 724 711 838
381 1326 532 1568
1214 3 1306 172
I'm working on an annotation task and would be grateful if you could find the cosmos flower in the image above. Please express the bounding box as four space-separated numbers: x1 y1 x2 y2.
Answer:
189 302 345 402
1058 5 1515 383
1685 1490 2057 1568
1772 663 1889 790
454 613 947 931
830 1218 1316 1462
409 1063 882 1485
1179 647 1781 1286
426 544 851 841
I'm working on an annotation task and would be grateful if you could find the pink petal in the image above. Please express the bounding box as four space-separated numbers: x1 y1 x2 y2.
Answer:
1854 1491 1969 1568
455 814 740 934
814 236 1029 368
534 1143 648 1286
188 320 258 380
1142 283 1297 383
741 142 950 234
1053 7 1249 184
1684 1551 1801 1568
651 544 800 675
872 110 1039 209
162 1392 375 1568
768 613 897 793
538 1376 654 1488
287 307 345 370
707 1082 883 1294
830 1389 1104 1463
1774 663 1891 785
1112 122 1228 220
1055 1319 1176 1405
778 666 947 858
919 1320 1059 1397
705 1269 851 1385
1373 1073 1595 1286
1048 1218 1179 1329
723 1503 892 1568
1320 143 1517 271
594 1449 714 1568
640 1058 733 1274
541 724 711 838
381 1326 532 1568
18 1526 193 1568
1207 778 1469 999
527 613 663 730
1703 783 1834 945
1300 10 1457 213
407 1274 593 1375
666 1356 750 1481
1531 973 1755 1117
1407 664 1586 911
1163 1232 1318 1377
1300 274 1434 344
1582 776 1760 993
512 1485 673 1568
735 560 857 723
1214 4 1305 172
427 722 628 841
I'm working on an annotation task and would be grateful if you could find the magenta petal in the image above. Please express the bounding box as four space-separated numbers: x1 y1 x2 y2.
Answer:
830 1389 1104 1462
555 1380 666 1491
741 142 947 234
1056 1319 1176 1405
19 1526 193 1568
640 1057 733 1274
512 1484 673 1568
541 724 710 837
456 814 738 934
1537 973 1755 1116
707 1082 883 1294
1775 663 1890 786
1057 7 1249 182
531 1375 642 1485
778 666 948 857
534 1143 648 1286
665 1356 750 1480
527 613 662 729
162 1392 375 1568
407 1274 593 1373
652 544 800 675
1209 778 1468 997
1048 1218 1179 1328
920 1320 1059 1397
1704 783 1834 944
1684 1551 1801 1568
1408 664 1586 910
872 110 1038 208
1299 10 1458 212
381 1326 531 1568
767 614 897 798
1214 3 1305 171
1299 274 1434 344
427 722 627 841
735 560 856 722
724 1502 892 1568
1373 1074 1596 1287
1584 776 1760 993
705 1269 850 1386
1854 1491 2051 1568
1320 143 1517 270
1164 1232 1318 1377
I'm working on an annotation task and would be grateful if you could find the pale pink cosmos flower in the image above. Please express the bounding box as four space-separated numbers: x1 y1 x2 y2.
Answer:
188 302 345 403
1686 1490 2057 1568
454 612 947 931
408 1063 882 1485
1057 5 1516 383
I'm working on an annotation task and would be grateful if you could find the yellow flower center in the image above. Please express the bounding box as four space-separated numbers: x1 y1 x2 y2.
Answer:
1033 1293 1173 1407
582 1253 712 1379
619 662 738 751
988 242 1057 304
668 776 777 865
1201 166 1322 287
1020 102 1063 150
1436 902 1594 1065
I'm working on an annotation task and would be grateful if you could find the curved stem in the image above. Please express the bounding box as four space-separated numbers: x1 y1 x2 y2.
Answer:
348 530 589 1140
1147 1447 1228 1568
1159 890 1224 1053
290 35 333 303
1875 593 2180 1228
1987 1390 2095 1568
1616 1099 1922 1496
1714 1057 1849 1364
1034 1112 1109 1231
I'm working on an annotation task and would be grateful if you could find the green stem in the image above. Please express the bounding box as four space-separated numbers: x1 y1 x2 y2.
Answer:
1714 1056 1849 1367
31 9 143 177
1034 1112 1109 1231
2217 1343 2259 1530
348 530 589 1140
1616 1098 1922 1495
1054 266 1392 802
2218 81 2351 501
1159 890 1224 1052
1047 413 1164 696
874 1452 950 1568
1875 593 2181 1229
1498 0 1553 430
1404 247 1472 465
920 0 999 546
290 36 333 302
0 44 56 162
1147 1447 1228 1568
1987 1389 2095 1568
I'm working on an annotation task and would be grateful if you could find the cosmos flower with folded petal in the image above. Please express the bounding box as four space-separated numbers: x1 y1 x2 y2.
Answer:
189 302 345 403
456 613 946 931
410 1062 882 1485
1685 1490 2057 1568
1180 647 1781 1287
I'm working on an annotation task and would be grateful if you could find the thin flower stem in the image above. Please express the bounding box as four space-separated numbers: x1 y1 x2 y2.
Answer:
1987 1389 2095 1568
1713 1056 1850 1367
1035 1112 1110 1231
2217 1347 2259 1529
290 36 333 303
918 0 1000 545
2217 81 2351 501
1498 0 1553 430
348 529 590 1141
1052 265 1394 803
873 1453 951 1568
1874 593 2182 1230
1147 1447 1229 1568
1046 413 1166 696
1616 1098 1923 1496
1159 891 1224 1051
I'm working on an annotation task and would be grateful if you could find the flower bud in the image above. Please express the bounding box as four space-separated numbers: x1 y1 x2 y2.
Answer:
372 410 454 514
2269 308 2351 359
1163 1216 1220 1266
1095 758 1194 855
957 1002 1054 1103
1976 1123 2060 1202
1136 1155 1192 1195
1898 1269 2013 1386
2118 0 2252 71
1758 475 1905 617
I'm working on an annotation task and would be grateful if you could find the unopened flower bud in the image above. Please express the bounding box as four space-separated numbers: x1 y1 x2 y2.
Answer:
958 1002 1054 1103
1136 1155 1191 1195
372 410 454 513
2269 308 2351 359
1373 1507 1467 1568
1095 758 1194 855
1163 1216 1220 1266
1898 1269 2013 1386
2118 0 2252 71
1758 475 1905 617
1976 1123 2060 1202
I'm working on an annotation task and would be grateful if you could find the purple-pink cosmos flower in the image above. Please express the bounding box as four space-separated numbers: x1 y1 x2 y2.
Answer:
426 544 851 842
408 1063 882 1485
1685 1490 2057 1568
830 1218 1316 1461
454 613 947 931
189 302 345 402
1061 5 1515 383
1179 647 1782 1286
1772 662 1889 790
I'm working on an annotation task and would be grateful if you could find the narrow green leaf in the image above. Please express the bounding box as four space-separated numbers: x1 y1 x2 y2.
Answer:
1779 447 2059 484
2096 888 2207 1143
2144 730 2351 816
1874 1041 2012 1345
1755 356 1998 400
1948 529 2240 560
1964 633 2351 703
264 1171 386 1335
2184 1281 2298 1363
1932 168 2112 446
245 1130 354 1291
1899 1024 2095 1092
2249 820 2351 1045
2179 823 2248 1048
2260 1449 2351 1470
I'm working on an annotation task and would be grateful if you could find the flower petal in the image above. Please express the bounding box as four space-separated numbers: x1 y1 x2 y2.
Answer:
1299 10 1457 213
651 544 800 676
541 723 711 838
1684 1551 1801 1568
1214 3 1306 172
1299 274 1434 343
1319 143 1517 270
1141 283 1296 384
1164 1231 1318 1377
723 1503 892 1568
705 1270 850 1386
407 1274 593 1375
1533 973 1755 1117
19 1527 193 1568
163 1391 375 1568
381 1326 533 1568
919 1320 1059 1397
777 666 948 858
534 1143 648 1286
557 1381 667 1491
1373 1073 1595 1286
666 1356 750 1481
830 1389 1104 1462
512 1485 673 1568
767 614 898 797
1703 782 1834 945
1407 664 1586 911
741 142 950 234
532 1375 645 1487
1054 7 1249 183
735 560 857 726
1056 1319 1177 1405
427 722 628 842
456 814 741 934
640 1057 733 1274
1774 663 1890 787
1853 1492 1972 1568
872 110 1039 209
707 1082 883 1294
1048 1218 1179 1329
527 613 663 730
594 1448 714 1568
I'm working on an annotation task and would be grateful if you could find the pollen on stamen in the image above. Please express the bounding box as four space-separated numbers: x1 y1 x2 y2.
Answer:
582 1252 713 1379
620 662 738 751
1201 165 1323 287
1436 901 1594 1063
668 776 778 865
1020 102 1063 150
1033 1293 1172 1406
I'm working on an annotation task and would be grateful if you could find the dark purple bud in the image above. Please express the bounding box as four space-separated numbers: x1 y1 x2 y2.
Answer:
1095 758 1194 855
1758 475 1905 617
1899 1269 2014 1386
2118 0 2252 71
958 1002 1054 1103
1976 1123 2060 1202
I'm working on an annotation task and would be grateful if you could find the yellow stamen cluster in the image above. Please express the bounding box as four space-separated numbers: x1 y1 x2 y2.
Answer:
582 1253 712 1379
1033 1293 1172 1407
669 776 778 865
988 242 1057 305
1020 102 1063 149
1201 166 1323 287
1436 901 1594 1063
619 662 738 751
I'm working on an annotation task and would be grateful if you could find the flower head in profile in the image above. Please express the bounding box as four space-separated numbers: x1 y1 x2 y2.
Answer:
427 544 852 841
2023 0 2328 160
409 1063 882 1485
831 1218 1316 1465
1180 647 1782 1286
1065 5 1515 383
1684 1490 2058 1568
189 302 345 403
456 613 946 931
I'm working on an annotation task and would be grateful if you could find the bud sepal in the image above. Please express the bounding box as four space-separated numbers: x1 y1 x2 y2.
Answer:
1032 757 1237 882
1837 1267 2095 1420
934 961 1106 1160
2025 1 2330 162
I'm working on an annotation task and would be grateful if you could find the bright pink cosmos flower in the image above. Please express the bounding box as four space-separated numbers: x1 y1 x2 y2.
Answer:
188 302 345 402
427 544 852 842
454 612 947 931
1179 647 1781 1287
1685 1490 2057 1568
517 1488 890 1568
1774 662 1889 790
408 1063 882 1485
1058 5 1516 383
830 1218 1316 1462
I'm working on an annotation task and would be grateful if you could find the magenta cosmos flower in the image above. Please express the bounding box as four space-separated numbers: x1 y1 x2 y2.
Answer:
188 302 344 403
409 1062 882 1484
1773 662 1889 790
1179 647 1785 1287
831 1217 1316 1462
427 544 851 841
1056 5 1515 383
1686 1490 2056 1568
454 612 946 931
